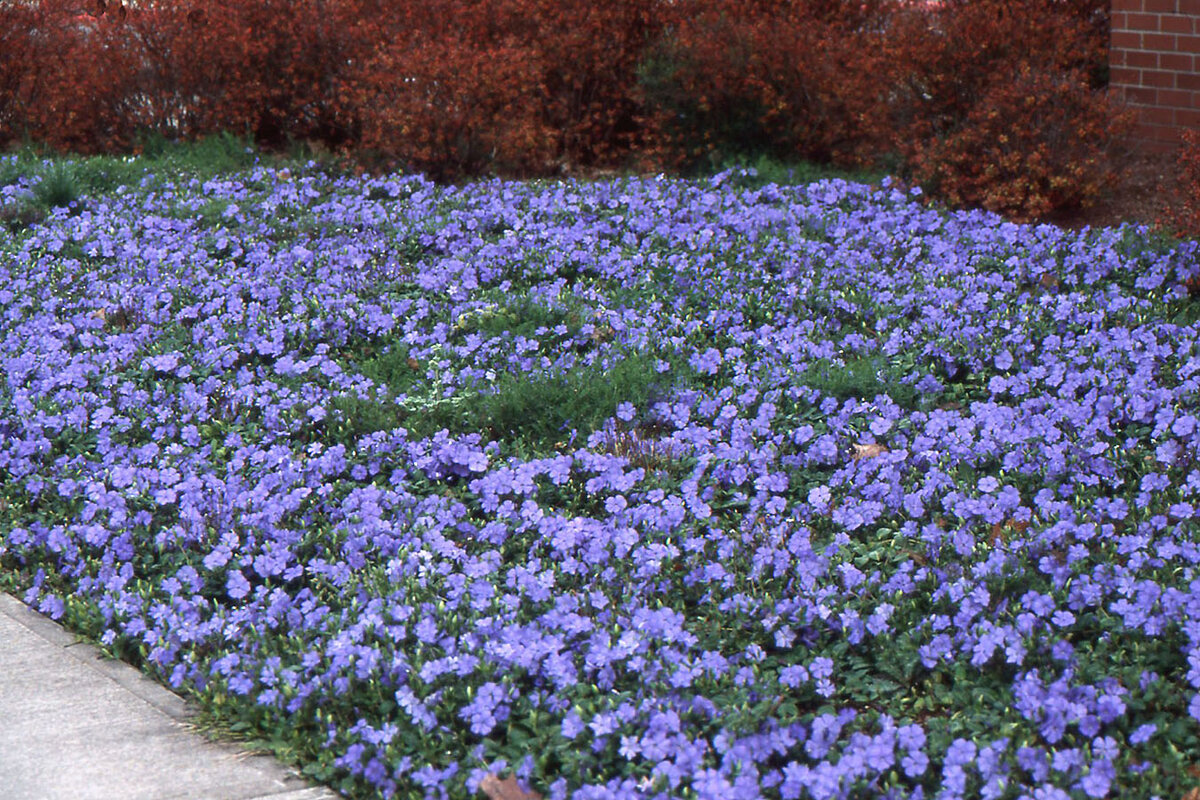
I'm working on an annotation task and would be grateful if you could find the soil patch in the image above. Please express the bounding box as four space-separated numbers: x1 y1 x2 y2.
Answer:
1046 144 1186 231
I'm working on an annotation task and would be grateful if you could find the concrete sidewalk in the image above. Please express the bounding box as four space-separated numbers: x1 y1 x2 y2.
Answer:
0 592 341 800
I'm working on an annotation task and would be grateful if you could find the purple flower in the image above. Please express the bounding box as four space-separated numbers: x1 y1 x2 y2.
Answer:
460 682 509 736
1078 759 1115 799
225 570 251 600
1130 723 1156 745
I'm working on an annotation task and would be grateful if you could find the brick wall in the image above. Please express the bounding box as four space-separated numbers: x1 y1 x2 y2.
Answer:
1110 0 1200 150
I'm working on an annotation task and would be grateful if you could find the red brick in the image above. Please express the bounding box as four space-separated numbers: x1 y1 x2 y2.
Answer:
1143 105 1177 125
1111 0 1142 10
1176 107 1200 128
1126 86 1162 104
1161 14 1195 34
1179 33 1200 53
1179 72 1200 91
1180 0 1200 14
1144 69 1177 88
1145 0 1178 12
1113 30 1143 49
1128 11 1161 30
1159 88 1195 107
1127 49 1160 68
1109 65 1142 85
1144 32 1178 51
1161 51 1194 70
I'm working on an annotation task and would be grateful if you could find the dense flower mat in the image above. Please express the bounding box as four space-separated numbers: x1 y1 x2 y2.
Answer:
3 161 1200 799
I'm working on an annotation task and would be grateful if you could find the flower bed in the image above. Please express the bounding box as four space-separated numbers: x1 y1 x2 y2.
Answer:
2 161 1200 799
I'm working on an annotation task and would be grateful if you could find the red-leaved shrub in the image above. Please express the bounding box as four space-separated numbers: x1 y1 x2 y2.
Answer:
638 0 898 169
344 0 671 177
886 0 1109 134
348 34 552 180
905 66 1130 221
1166 130 1200 239
0 1 39 149
885 0 1123 220
341 0 554 179
8 0 146 153
0 0 1138 225
124 0 363 148
520 0 674 169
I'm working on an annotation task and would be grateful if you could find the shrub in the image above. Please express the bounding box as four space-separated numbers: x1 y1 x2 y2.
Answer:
886 0 1110 136
0 0 366 154
0 0 1129 222
883 0 1122 220
905 66 1131 221
344 0 670 178
1165 130 1200 240
11 0 146 153
0 2 38 149
124 0 364 149
346 16 553 180
522 0 674 169
639 0 897 170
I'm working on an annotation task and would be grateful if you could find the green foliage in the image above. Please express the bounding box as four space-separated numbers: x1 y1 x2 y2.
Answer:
475 351 673 453
31 163 81 210
326 347 680 457
798 353 921 409
0 134 323 208
703 154 888 190
1112 224 1180 265
456 292 582 342
135 130 259 174
0 200 44 233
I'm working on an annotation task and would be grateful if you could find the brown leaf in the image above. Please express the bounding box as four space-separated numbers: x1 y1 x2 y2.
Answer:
480 773 542 800
590 323 615 344
851 442 888 461
988 518 1023 547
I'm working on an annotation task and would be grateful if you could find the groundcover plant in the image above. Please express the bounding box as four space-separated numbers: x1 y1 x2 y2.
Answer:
3 158 1200 800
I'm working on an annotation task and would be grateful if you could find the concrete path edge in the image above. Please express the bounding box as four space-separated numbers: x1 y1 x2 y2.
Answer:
0 591 341 800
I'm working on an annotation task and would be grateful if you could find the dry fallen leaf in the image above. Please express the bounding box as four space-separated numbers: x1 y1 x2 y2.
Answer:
851 442 888 461
480 773 543 800
988 518 1029 547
